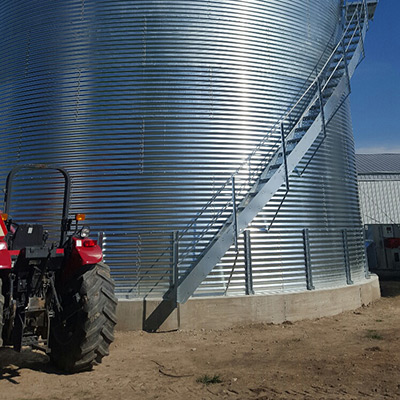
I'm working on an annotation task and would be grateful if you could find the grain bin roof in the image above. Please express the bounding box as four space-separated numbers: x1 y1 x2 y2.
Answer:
356 153 400 174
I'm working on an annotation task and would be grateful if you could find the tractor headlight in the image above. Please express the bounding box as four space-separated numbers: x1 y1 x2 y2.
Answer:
80 226 90 238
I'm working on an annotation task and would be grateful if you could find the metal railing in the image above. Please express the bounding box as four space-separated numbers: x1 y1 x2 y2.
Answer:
103 226 366 298
99 231 176 298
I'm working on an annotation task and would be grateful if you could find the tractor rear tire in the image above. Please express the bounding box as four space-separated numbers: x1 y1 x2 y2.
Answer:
50 262 117 373
0 278 3 347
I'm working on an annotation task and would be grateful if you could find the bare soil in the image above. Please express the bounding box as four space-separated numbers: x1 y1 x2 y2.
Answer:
1 283 400 400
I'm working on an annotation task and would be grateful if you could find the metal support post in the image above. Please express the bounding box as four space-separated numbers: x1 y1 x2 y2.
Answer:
136 233 142 297
342 229 353 285
303 229 315 290
317 79 327 139
244 230 254 295
231 177 238 252
171 231 179 302
362 227 371 279
280 122 290 190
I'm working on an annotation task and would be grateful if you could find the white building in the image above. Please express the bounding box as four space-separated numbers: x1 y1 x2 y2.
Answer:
356 153 400 277
356 153 400 225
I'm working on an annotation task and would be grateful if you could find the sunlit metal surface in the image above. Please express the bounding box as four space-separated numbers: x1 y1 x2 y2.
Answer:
0 0 367 298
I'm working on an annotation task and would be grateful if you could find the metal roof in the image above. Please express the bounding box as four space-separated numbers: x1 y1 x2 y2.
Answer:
356 153 400 174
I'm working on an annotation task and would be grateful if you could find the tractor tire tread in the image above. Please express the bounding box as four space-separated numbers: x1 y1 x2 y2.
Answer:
50 262 117 373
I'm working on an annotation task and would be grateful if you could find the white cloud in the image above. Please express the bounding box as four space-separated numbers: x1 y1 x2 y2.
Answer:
356 145 400 154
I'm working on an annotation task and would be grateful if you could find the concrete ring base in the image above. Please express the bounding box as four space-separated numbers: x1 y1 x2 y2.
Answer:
116 274 381 331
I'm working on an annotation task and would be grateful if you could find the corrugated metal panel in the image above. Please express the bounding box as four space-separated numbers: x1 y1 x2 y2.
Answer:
358 174 400 224
356 154 400 174
0 0 367 298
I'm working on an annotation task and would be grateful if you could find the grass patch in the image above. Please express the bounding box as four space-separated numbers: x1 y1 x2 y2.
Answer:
366 330 383 340
196 374 222 385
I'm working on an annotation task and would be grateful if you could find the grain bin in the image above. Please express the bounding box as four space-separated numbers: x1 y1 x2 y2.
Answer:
0 1 379 326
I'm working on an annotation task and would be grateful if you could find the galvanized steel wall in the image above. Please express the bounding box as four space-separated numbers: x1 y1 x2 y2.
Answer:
0 0 366 298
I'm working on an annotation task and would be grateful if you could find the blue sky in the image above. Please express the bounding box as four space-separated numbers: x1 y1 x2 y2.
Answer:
350 0 400 153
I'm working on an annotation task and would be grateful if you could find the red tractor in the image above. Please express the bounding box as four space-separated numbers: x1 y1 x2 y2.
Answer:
0 164 117 373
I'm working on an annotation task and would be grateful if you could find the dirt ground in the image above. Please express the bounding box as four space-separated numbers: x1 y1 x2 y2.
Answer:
1 282 400 400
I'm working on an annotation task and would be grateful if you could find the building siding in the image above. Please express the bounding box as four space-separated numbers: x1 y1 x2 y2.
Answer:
358 174 400 225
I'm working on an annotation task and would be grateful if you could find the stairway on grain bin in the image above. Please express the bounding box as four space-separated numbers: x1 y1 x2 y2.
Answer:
145 0 378 330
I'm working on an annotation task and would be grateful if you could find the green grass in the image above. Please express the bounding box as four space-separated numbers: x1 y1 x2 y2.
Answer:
196 374 222 385
366 330 383 340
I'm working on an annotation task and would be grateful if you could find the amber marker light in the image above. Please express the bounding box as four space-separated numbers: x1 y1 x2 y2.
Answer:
1 213 8 221
75 213 86 221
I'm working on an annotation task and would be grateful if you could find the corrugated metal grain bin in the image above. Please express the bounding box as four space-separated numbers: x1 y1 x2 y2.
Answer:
0 0 376 299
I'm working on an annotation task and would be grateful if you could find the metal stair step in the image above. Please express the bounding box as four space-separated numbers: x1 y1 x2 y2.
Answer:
277 149 293 158
327 63 346 75
258 177 271 184
287 137 302 145
303 115 315 122
325 80 340 90
327 62 345 71
332 55 344 63
295 126 306 134
345 36 360 45
345 43 358 53
269 163 281 171
307 109 319 119
344 31 359 40
301 120 314 129
322 88 335 99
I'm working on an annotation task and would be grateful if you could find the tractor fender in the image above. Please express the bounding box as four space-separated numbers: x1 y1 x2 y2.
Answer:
71 238 103 265
63 237 103 281
0 240 12 270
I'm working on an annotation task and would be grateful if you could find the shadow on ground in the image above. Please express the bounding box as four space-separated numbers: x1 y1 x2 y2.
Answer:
0 347 62 382
379 279 400 297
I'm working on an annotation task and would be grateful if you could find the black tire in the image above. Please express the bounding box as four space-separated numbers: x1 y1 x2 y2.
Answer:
50 262 117 373
0 278 3 347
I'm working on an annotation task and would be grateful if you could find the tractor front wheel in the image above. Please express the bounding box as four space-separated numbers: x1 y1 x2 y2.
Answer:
50 262 117 373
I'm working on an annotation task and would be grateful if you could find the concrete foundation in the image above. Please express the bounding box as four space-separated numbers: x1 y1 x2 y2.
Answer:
116 275 381 331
